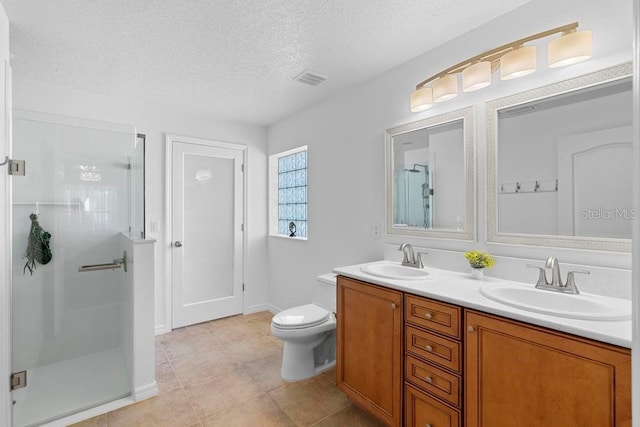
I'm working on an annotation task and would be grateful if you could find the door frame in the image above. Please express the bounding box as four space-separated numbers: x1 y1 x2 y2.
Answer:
164 134 247 332
1 60 11 427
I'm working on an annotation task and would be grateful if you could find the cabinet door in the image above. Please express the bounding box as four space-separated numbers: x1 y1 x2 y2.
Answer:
337 276 403 427
465 310 631 427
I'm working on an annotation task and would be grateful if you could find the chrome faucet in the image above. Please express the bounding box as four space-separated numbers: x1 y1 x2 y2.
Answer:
398 243 427 268
545 256 563 287
526 256 589 294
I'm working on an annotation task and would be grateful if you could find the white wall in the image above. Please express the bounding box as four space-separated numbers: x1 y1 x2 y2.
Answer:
12 78 269 332
267 0 634 311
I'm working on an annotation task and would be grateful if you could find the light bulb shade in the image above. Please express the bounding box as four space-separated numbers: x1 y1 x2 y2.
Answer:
500 45 537 80
462 61 492 92
410 87 433 112
547 30 592 68
432 74 458 102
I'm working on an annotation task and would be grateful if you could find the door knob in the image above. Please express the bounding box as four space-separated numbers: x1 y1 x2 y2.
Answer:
174 241 183 248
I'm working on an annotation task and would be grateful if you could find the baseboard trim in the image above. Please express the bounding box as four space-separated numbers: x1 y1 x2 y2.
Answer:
134 382 159 401
265 303 282 314
245 303 276 314
155 324 169 335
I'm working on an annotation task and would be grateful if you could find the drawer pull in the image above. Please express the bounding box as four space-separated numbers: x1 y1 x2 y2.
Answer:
426 424 432 427
468 326 475 333
425 345 433 352
425 376 433 383
424 312 432 320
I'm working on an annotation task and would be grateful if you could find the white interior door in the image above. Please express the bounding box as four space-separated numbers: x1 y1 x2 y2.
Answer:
171 138 244 328
557 126 633 238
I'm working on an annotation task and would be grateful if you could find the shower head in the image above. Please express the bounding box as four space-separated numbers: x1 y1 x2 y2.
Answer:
408 163 427 173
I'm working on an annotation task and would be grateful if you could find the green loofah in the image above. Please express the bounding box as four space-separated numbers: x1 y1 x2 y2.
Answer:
23 213 53 275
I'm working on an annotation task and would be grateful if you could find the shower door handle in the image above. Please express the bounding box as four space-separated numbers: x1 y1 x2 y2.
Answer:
78 250 128 273
78 263 121 272
174 241 183 248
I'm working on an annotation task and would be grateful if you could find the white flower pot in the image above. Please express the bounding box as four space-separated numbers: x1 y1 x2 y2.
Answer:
470 268 484 280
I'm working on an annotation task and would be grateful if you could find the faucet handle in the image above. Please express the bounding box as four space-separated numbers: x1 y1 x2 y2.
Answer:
416 251 428 268
565 270 589 294
526 264 548 287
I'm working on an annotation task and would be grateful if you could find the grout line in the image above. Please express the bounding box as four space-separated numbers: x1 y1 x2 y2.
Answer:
89 312 289 427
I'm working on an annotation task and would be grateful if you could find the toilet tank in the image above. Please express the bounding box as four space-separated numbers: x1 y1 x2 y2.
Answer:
313 273 337 312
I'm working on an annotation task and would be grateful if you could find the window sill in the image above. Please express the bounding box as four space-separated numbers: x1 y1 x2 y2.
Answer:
269 234 308 241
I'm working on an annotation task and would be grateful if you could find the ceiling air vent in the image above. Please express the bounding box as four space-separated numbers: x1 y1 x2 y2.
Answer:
293 69 328 86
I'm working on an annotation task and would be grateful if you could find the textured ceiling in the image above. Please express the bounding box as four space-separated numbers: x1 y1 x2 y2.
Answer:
1 0 530 126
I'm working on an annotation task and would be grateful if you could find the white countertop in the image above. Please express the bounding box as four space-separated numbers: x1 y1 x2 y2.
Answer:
333 261 631 349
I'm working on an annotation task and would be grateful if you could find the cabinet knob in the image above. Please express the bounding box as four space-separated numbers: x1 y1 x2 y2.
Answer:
426 424 432 427
425 345 433 352
425 376 433 384
468 326 475 333
424 312 432 320
391 303 396 310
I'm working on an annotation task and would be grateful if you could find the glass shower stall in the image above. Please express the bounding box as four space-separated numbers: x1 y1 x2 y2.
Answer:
394 166 433 228
10 110 144 426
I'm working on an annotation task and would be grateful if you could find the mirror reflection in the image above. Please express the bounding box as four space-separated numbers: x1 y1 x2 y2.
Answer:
386 107 474 241
487 63 632 251
393 120 464 229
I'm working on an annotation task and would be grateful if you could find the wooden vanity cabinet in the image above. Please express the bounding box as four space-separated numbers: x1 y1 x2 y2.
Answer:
337 275 632 427
465 310 632 427
404 295 463 427
336 276 403 426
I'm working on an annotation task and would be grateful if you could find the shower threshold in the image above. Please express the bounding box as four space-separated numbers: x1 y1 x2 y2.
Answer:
12 348 130 427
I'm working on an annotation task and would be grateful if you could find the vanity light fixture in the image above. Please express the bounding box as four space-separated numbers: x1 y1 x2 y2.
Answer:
500 45 537 80
433 74 459 102
462 61 492 92
410 22 592 112
410 87 433 112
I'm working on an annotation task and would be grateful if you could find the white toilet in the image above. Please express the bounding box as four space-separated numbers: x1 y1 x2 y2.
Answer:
271 273 337 382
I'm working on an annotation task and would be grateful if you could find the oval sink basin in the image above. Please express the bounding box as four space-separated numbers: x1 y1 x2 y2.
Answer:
480 284 631 321
360 263 432 280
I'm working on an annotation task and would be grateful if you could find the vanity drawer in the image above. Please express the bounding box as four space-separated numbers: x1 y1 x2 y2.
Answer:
406 325 461 373
405 383 461 427
405 295 461 339
405 354 461 408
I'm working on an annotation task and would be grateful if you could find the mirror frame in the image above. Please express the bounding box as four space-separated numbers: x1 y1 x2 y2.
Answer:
385 106 476 241
486 62 632 252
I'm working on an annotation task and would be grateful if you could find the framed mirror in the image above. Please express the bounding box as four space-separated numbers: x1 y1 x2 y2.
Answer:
487 63 632 252
385 106 475 241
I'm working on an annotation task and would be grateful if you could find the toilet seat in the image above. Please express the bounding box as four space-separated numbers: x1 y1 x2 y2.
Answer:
272 304 330 330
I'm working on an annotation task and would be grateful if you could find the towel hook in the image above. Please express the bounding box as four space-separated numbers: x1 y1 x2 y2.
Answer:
0 156 8 166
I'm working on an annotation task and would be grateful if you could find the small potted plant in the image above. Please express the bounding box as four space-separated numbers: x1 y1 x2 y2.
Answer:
464 250 495 279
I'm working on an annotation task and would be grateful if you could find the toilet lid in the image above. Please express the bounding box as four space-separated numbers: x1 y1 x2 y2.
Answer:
272 304 330 329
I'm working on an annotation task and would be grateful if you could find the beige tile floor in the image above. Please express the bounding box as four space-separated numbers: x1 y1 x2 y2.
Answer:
71 311 384 427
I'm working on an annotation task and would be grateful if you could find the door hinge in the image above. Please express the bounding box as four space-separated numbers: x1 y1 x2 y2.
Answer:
242 283 245 292
10 371 26 391
1 156 26 176
241 223 244 232
241 164 244 172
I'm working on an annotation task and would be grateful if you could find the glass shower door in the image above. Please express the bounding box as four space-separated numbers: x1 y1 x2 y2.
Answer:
10 112 136 426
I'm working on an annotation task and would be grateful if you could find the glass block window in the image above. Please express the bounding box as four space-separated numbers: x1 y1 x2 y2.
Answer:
269 146 308 239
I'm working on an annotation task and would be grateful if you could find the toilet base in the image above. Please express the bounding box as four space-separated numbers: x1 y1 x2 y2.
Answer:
280 330 336 382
